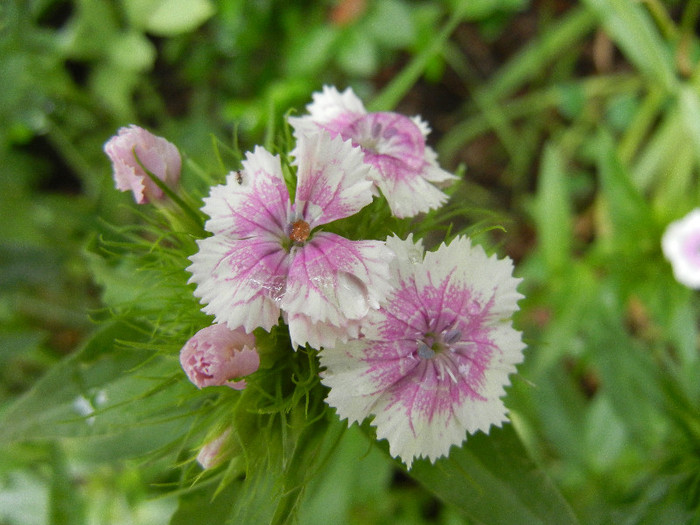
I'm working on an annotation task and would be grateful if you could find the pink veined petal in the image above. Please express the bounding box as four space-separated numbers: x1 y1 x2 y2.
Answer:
321 337 391 422
289 87 458 219
369 161 451 218
291 132 374 226
320 235 525 468
283 232 394 339
347 112 426 171
188 235 289 333
203 147 291 238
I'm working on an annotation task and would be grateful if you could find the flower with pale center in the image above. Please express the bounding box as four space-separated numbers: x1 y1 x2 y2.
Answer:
187 132 394 349
104 125 181 204
662 208 700 289
179 324 259 390
289 86 457 218
320 235 525 468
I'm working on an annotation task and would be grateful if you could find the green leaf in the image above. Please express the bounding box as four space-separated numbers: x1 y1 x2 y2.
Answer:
337 30 379 77
365 0 415 49
106 31 156 71
0 320 192 459
49 443 86 525
169 479 241 525
410 424 579 525
529 142 573 273
595 129 655 251
582 0 677 93
678 85 700 166
123 0 215 37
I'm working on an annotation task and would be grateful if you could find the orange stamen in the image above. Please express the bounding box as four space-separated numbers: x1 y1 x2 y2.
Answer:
290 220 311 243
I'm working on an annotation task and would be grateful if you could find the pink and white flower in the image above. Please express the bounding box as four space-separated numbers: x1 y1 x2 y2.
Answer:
187 132 394 349
320 235 525 468
104 125 181 204
289 86 457 218
179 324 259 390
662 208 700 289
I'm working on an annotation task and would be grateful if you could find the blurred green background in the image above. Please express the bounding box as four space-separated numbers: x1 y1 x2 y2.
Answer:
2 0 700 523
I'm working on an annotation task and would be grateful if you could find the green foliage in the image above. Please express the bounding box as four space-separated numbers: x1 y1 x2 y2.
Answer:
6 0 700 523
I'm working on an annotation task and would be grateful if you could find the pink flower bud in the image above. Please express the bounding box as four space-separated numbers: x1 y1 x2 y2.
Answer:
104 125 181 204
196 428 232 469
179 324 259 390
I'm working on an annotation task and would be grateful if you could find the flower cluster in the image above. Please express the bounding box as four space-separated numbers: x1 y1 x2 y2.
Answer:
104 86 526 469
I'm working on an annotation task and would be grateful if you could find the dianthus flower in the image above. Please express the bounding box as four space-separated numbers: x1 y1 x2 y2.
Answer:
187 132 394 349
662 208 700 289
104 125 181 204
289 86 457 218
320 235 525 468
179 324 259 390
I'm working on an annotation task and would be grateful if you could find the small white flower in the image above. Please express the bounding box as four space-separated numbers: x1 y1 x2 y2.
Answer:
662 208 700 289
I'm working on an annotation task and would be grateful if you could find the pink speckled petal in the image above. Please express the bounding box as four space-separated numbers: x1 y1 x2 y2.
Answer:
291 132 374 227
283 232 394 341
188 235 289 333
202 146 291 238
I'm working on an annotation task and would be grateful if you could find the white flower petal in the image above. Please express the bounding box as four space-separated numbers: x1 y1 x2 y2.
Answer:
283 233 394 332
291 132 374 226
187 235 288 333
306 85 366 123
288 314 362 349
662 209 700 289
202 147 290 237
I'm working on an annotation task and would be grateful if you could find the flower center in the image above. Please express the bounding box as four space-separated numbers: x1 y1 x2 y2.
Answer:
416 328 462 360
289 219 311 243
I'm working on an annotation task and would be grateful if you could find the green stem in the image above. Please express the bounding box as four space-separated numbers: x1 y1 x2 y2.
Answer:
474 6 597 103
438 74 641 162
640 0 678 40
368 6 466 112
617 85 666 163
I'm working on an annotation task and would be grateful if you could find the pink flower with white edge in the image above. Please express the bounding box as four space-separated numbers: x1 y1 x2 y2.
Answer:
662 208 700 289
187 132 394 349
289 86 457 218
104 125 181 204
180 324 259 390
196 428 232 469
320 235 525 468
